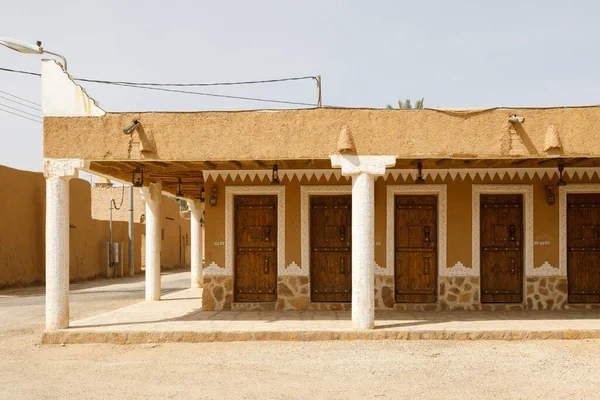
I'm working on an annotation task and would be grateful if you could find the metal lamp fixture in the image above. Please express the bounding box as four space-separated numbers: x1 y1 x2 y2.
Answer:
271 162 280 185
176 178 184 197
415 161 426 184
123 120 140 134
132 165 144 187
544 183 555 205
0 37 68 70
209 185 218 207
508 115 525 123
556 161 567 186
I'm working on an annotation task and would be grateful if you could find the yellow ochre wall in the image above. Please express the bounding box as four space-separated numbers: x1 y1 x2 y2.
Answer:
203 172 599 273
0 165 189 288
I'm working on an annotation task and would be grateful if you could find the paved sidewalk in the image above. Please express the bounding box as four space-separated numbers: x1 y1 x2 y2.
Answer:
42 288 600 344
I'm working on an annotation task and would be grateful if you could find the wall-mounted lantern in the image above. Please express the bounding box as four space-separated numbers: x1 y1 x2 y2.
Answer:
415 161 426 184
271 162 280 185
544 183 555 205
176 178 184 197
508 115 525 124
132 165 144 187
123 120 140 135
209 185 218 207
556 161 567 186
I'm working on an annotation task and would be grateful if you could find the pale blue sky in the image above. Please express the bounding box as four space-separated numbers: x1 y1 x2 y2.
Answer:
1 0 599 171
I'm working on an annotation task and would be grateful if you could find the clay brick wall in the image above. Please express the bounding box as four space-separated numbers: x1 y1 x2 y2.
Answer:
0 165 190 287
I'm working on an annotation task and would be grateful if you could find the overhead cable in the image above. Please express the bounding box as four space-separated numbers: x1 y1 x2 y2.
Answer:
0 89 41 107
0 94 41 111
0 102 42 119
92 81 317 106
0 106 42 123
0 67 40 78
75 75 317 87
0 67 317 106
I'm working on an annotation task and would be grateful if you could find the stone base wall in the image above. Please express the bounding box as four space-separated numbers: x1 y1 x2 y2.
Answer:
374 275 394 310
201 274 588 312
439 276 480 310
526 276 568 310
202 276 233 310
277 276 310 310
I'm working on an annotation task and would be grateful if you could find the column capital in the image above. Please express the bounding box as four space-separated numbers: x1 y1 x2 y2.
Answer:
187 199 205 212
139 181 162 202
43 158 84 179
330 155 396 176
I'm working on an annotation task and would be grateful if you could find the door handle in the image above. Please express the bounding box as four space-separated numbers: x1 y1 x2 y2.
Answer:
423 257 430 275
424 226 431 243
339 226 346 242
264 226 271 242
340 257 345 274
264 257 269 274
509 224 516 241
510 257 516 275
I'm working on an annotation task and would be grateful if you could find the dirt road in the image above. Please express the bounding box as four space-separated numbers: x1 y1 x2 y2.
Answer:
1 271 599 400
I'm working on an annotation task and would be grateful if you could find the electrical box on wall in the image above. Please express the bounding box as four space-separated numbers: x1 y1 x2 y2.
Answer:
101 241 123 278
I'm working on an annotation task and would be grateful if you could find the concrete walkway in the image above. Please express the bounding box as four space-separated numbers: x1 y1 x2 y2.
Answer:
42 287 600 344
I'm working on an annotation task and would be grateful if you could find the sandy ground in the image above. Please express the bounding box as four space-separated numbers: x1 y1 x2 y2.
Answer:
1 271 600 400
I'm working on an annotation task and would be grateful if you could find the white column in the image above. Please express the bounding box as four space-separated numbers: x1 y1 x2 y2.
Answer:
330 155 396 330
44 158 83 330
141 182 162 301
188 200 204 288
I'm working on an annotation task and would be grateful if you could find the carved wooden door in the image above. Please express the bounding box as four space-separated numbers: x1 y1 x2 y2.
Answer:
234 195 277 302
310 195 352 302
480 194 523 303
394 195 437 303
567 194 600 303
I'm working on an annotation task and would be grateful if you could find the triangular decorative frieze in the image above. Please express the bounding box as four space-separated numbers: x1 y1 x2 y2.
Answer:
201 167 600 183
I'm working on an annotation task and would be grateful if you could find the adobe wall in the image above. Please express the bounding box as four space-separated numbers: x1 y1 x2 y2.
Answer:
0 166 190 288
45 106 600 161
202 170 599 311
0 166 46 286
91 186 191 269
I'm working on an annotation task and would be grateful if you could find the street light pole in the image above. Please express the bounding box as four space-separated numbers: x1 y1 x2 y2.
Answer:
0 37 68 70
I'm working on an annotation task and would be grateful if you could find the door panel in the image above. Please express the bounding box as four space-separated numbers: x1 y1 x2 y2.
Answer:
480 194 523 303
567 194 600 303
395 195 437 303
234 195 277 302
310 195 352 302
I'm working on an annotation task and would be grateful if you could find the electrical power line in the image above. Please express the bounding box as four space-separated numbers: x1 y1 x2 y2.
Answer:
0 94 41 111
0 66 318 107
0 106 42 124
93 81 317 106
0 88 41 106
0 102 43 120
0 67 39 78
76 75 316 87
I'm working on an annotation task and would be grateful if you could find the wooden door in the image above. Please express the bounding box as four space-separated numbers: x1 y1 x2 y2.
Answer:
567 194 600 303
480 194 523 303
234 195 277 302
310 195 352 302
394 195 437 303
